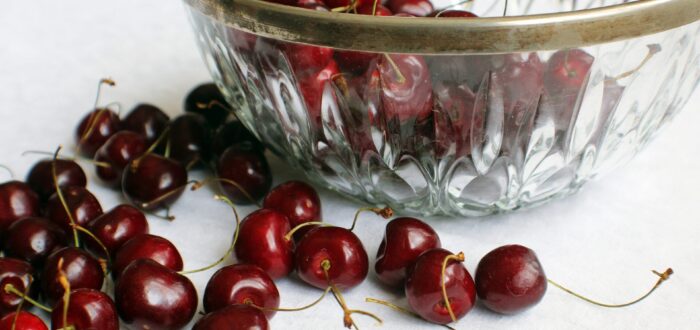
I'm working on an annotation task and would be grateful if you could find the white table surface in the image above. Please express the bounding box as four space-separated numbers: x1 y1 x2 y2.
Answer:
1 1 699 329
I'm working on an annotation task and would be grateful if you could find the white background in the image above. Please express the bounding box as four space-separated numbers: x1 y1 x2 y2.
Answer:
1 1 698 329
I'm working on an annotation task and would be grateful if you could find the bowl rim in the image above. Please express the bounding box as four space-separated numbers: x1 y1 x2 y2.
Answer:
185 0 700 54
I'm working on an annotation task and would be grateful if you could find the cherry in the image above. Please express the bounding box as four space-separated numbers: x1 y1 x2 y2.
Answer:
333 4 390 74
122 154 188 211
94 131 147 187
356 3 393 15
298 60 340 126
2 217 67 267
193 305 269 330
544 49 594 94
387 0 433 17
405 248 476 325
324 0 369 9
375 54 433 123
263 181 321 241
122 103 171 146
235 209 294 279
45 186 103 233
297 1 330 10
203 264 280 318
0 258 35 316
168 113 212 168
86 204 149 257
431 9 477 17
26 159 86 201
75 108 121 157
264 0 296 6
216 145 271 205
295 226 368 290
498 53 544 116
474 244 547 314
284 43 334 75
50 289 118 330
0 311 47 330
211 120 264 157
0 181 39 233
112 234 183 277
115 259 197 329
375 217 441 288
41 247 104 305
185 83 230 128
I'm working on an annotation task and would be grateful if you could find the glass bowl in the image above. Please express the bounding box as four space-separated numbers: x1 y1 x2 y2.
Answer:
184 0 700 216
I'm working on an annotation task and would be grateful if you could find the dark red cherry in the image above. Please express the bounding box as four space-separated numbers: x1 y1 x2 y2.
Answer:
193 305 269 330
45 186 103 233
475 244 547 314
295 226 368 290
185 83 230 128
94 131 148 187
285 43 334 75
122 154 188 211
203 264 280 319
0 258 35 316
264 0 296 6
3 217 67 267
122 103 170 145
298 60 340 126
405 248 476 324
544 49 594 94
211 120 264 157
26 159 86 202
375 217 441 288
75 109 121 157
356 3 393 15
216 145 271 205
431 9 477 17
0 311 47 330
263 181 321 241
387 0 433 17
86 204 149 257
375 54 433 123
324 0 369 9
297 0 329 11
0 181 39 233
168 113 212 167
112 234 183 278
334 50 378 75
115 259 197 330
235 209 294 279
50 289 118 330
41 247 104 305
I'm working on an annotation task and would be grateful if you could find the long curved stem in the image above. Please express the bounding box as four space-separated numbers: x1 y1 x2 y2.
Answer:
322 260 382 329
284 222 327 241
365 297 456 330
349 206 393 232
3 284 51 313
52 146 80 247
441 252 465 323
191 178 261 207
0 164 15 180
248 287 331 312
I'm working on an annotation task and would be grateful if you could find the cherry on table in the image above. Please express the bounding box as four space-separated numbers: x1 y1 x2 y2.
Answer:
45 186 103 233
386 0 434 17
86 204 149 257
193 304 269 330
50 288 119 330
185 83 230 128
235 209 294 279
122 154 188 211
26 159 86 202
122 103 170 146
0 181 39 233
0 311 47 330
210 120 264 157
94 131 147 187
263 180 321 241
112 233 183 278
2 217 67 267
41 247 104 306
168 113 212 168
75 108 121 157
0 258 35 316
216 145 272 205
203 264 280 318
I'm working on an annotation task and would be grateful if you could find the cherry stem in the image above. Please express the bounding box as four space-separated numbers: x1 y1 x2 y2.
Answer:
69 224 110 275
503 0 508 16
382 54 406 84
321 260 382 329
179 195 241 275
547 267 673 308
612 44 661 81
349 206 393 232
52 146 80 247
135 180 199 220
0 164 15 180
247 287 332 312
196 100 235 115
76 77 116 156
10 277 31 330
92 78 116 110
3 284 51 313
284 222 326 241
371 0 378 15
21 150 111 168
365 298 456 330
57 258 74 330
185 155 200 171
191 178 262 207
440 252 465 324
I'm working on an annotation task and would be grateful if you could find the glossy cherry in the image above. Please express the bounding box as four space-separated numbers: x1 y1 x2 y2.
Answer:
387 0 433 17
544 48 594 94
41 247 104 305
356 3 393 15
122 103 170 145
295 226 368 290
203 264 280 318
45 186 103 233
185 83 230 127
216 145 272 205
235 209 294 279
285 43 334 75
75 108 121 157
122 154 188 211
431 9 477 17
263 181 321 241
297 1 330 11
475 244 547 314
94 131 147 187
168 113 212 167
193 305 269 330
115 259 197 330
333 4 390 74
298 60 340 126
112 234 183 277
375 54 433 123
0 258 35 316
86 204 149 257
211 120 264 157
323 0 369 9
50 289 119 330
26 159 86 201
405 248 476 324
375 217 441 288
0 181 39 233
3 217 67 267
0 311 47 330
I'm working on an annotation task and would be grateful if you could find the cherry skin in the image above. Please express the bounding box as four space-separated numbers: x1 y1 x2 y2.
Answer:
185 83 230 128
193 305 269 330
298 60 340 126
263 181 321 241
122 154 188 211
45 186 103 233
375 54 433 123
475 244 547 314
405 248 476 324
203 264 280 319
295 226 368 290
122 103 171 146
431 9 477 17
2 217 67 267
297 1 330 11
387 0 433 17
0 258 35 316
112 233 182 278
115 259 198 330
235 209 294 279
356 3 393 15
375 217 441 288
50 289 119 330
216 145 272 205
0 181 39 233
544 48 594 94
211 120 264 157
86 204 149 257
284 42 334 75
498 53 544 116
168 113 212 167
0 311 47 330
41 247 104 305
26 159 86 202
333 4 390 74
323 0 369 9
75 108 121 157
94 131 147 187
